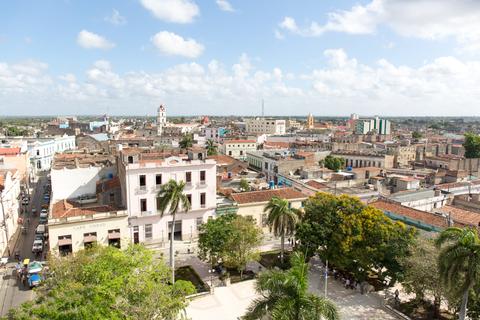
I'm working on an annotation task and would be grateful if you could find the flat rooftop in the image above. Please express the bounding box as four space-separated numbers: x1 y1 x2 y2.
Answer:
52 152 115 170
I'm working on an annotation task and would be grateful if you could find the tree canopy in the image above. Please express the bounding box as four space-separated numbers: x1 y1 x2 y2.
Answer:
323 155 345 171
296 193 416 283
198 213 236 266
463 133 480 158
7 245 195 320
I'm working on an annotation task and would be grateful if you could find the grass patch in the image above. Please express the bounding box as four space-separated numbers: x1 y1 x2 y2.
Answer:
259 250 291 270
396 299 453 320
175 266 209 293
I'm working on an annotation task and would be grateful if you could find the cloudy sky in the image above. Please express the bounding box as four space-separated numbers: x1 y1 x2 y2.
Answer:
2 0 480 116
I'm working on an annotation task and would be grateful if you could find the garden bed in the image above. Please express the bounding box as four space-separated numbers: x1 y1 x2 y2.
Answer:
175 266 210 293
395 299 453 320
224 268 256 284
259 250 291 270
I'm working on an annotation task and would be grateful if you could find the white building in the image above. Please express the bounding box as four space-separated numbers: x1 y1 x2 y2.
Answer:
355 117 391 135
0 169 21 256
50 153 116 202
245 118 286 135
118 148 217 245
28 134 76 174
204 127 227 143
221 139 257 160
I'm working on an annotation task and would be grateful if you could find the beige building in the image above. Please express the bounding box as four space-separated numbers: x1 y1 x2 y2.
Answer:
332 151 394 169
230 188 307 232
386 145 416 168
306 113 314 129
221 139 257 160
48 200 129 255
245 118 286 135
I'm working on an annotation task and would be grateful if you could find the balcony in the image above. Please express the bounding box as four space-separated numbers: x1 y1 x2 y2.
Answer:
184 181 194 190
196 181 207 188
140 210 155 217
135 186 148 195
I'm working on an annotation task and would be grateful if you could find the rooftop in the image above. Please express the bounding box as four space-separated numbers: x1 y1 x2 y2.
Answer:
389 189 439 202
53 152 115 170
51 199 120 219
0 147 21 155
436 205 480 227
230 188 307 205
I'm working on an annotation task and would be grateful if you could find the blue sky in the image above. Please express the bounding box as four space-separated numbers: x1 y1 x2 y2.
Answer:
1 0 480 116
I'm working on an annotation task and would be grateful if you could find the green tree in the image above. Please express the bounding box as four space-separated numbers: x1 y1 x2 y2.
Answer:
224 215 262 278
157 179 191 283
264 197 299 264
239 178 251 192
412 131 423 140
296 193 416 283
243 252 339 320
205 139 218 156
400 237 447 317
7 245 195 320
323 155 344 171
179 134 194 149
436 227 480 320
198 213 236 266
463 133 480 158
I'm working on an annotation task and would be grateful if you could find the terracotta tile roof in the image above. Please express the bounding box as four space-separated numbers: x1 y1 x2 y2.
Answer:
0 147 21 155
207 155 238 165
371 200 465 229
51 200 118 219
231 188 307 204
263 142 290 148
305 180 328 190
436 205 480 227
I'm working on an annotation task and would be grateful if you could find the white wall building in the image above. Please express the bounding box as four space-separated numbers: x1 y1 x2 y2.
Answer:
221 139 257 160
28 134 76 174
118 148 217 245
0 169 21 256
245 118 286 135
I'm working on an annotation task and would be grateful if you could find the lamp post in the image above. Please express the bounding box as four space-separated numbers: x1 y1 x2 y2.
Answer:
324 259 328 298
208 268 215 293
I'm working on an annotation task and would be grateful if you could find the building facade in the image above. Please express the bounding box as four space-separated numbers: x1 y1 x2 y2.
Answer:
245 118 286 135
221 139 257 160
118 148 217 245
0 169 21 256
28 135 76 174
355 117 391 135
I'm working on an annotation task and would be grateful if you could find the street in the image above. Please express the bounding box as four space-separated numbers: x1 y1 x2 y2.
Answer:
0 175 48 316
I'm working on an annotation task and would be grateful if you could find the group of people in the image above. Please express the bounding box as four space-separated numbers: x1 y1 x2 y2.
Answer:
331 268 372 294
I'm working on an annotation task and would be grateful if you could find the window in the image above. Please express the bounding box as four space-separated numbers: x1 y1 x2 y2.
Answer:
186 194 192 205
186 172 192 184
36 150 40 156
155 174 162 185
127 156 133 164
228 151 232 156
264 163 268 170
109 192 115 203
139 175 146 187
240 150 244 155
144 224 152 240
196 217 203 231
200 193 206 207
200 170 206 183
140 199 147 212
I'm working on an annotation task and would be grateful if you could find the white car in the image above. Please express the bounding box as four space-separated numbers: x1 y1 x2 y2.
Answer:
32 240 43 253
41 208 47 214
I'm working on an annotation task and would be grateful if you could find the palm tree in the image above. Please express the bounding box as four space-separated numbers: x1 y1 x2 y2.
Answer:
244 252 339 320
264 197 299 264
157 179 191 283
436 227 480 320
179 134 193 149
206 139 217 156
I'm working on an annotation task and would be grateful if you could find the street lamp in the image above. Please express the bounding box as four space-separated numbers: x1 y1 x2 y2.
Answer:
208 268 215 293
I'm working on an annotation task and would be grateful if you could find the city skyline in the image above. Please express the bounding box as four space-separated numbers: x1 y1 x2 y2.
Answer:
2 0 480 116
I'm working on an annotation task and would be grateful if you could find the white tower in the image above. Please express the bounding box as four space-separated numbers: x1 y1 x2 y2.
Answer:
157 104 166 136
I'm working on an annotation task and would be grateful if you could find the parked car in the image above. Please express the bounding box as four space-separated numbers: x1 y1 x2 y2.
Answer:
39 217 48 225
22 198 29 205
43 195 50 201
41 208 47 214
34 234 44 242
31 208 37 215
32 240 43 253
40 212 48 219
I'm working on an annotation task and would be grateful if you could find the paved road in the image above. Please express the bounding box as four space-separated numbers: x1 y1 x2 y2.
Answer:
0 175 47 316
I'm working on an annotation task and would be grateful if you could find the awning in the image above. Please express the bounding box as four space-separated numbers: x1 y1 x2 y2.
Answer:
84 235 97 243
108 232 121 240
58 238 72 246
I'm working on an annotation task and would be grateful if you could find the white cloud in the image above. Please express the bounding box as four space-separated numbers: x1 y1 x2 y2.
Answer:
274 30 284 40
105 9 126 26
216 0 234 12
5 50 480 115
77 30 115 49
140 0 199 23
151 31 204 58
279 0 480 53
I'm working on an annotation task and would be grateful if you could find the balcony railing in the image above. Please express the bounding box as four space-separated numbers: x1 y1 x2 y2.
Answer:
197 181 207 188
140 210 155 217
135 186 148 195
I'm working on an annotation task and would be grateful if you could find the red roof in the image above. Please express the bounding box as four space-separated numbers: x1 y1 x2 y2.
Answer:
0 147 21 155
224 140 256 144
305 180 328 190
51 200 118 219
231 188 307 204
